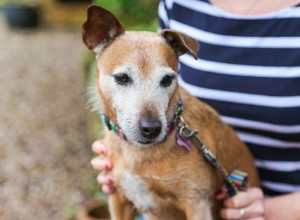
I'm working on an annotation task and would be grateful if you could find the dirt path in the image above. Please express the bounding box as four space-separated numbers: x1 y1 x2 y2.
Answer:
0 15 96 220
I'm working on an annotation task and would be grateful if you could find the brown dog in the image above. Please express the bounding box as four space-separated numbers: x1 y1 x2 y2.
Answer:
82 5 260 220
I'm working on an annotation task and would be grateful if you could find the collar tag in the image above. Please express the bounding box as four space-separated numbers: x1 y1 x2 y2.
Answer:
176 133 191 151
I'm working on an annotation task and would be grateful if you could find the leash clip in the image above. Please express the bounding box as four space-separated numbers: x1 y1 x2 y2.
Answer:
178 124 197 140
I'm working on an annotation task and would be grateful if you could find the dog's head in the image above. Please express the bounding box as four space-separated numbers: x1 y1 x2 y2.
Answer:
82 5 199 147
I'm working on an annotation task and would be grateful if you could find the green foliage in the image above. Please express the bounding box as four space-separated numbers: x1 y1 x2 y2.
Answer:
93 0 159 31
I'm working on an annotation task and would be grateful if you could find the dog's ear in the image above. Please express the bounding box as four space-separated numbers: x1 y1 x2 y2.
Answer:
82 5 125 53
160 29 199 60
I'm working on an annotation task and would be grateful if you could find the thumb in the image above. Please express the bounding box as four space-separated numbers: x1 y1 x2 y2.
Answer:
216 186 228 201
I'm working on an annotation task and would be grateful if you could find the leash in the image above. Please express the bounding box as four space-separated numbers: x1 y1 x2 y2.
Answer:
176 115 248 197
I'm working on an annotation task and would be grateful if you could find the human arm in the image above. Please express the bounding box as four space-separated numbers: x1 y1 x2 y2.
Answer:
264 191 300 220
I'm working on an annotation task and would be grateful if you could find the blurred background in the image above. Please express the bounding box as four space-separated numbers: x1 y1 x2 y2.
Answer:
0 0 158 219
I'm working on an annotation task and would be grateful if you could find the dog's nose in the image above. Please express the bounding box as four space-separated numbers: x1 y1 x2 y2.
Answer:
139 118 162 139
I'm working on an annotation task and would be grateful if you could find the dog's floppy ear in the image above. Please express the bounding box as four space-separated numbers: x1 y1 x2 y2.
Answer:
82 5 125 53
160 29 199 59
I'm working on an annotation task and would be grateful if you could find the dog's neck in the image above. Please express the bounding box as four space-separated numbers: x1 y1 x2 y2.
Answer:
101 97 183 142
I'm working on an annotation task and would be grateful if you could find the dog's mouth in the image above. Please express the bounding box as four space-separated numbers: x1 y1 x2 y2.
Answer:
134 133 168 147
137 140 153 145
120 117 169 147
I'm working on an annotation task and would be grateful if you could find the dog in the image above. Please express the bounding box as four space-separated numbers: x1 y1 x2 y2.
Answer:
82 5 260 220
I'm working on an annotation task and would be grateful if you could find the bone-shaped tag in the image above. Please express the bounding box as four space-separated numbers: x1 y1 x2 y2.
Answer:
176 134 191 151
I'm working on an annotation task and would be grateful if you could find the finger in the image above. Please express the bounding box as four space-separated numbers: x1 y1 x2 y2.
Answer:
221 200 264 219
91 141 108 155
220 207 242 220
246 200 265 218
247 218 264 220
97 172 114 185
91 157 113 171
224 188 264 208
102 183 115 194
216 186 228 201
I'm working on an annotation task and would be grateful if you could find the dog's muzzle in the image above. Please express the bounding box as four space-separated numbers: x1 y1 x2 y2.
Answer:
101 97 183 144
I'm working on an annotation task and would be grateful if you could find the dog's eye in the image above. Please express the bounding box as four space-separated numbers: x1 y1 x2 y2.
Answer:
114 74 132 85
160 75 175 87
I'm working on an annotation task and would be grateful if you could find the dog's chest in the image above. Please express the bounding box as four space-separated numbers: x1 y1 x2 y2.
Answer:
120 171 157 210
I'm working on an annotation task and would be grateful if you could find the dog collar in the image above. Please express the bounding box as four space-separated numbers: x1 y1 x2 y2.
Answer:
101 97 183 141
101 114 127 140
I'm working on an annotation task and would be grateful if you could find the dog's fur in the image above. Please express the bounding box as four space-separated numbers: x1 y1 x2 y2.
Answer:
82 5 260 220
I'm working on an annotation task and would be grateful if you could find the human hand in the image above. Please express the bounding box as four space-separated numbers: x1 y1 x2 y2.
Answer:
90 140 115 194
216 187 265 219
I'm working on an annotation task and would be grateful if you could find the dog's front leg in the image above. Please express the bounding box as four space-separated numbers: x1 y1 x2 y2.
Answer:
184 200 213 220
109 192 136 220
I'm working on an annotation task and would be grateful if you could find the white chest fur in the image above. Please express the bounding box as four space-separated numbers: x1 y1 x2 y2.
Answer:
120 171 156 210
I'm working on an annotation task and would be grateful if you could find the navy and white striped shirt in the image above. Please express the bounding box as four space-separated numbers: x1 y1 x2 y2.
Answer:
159 0 300 196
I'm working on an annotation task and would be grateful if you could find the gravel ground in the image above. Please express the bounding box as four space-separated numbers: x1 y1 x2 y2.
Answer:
0 15 96 220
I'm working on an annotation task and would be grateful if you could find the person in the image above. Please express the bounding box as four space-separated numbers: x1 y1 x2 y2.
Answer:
91 0 300 219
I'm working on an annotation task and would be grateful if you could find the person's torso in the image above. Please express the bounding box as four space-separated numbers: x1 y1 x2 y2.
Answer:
159 0 300 196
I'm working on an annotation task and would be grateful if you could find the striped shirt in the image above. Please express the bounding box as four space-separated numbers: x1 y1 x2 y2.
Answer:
159 0 300 196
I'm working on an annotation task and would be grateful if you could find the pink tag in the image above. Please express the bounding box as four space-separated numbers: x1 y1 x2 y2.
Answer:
176 134 191 151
